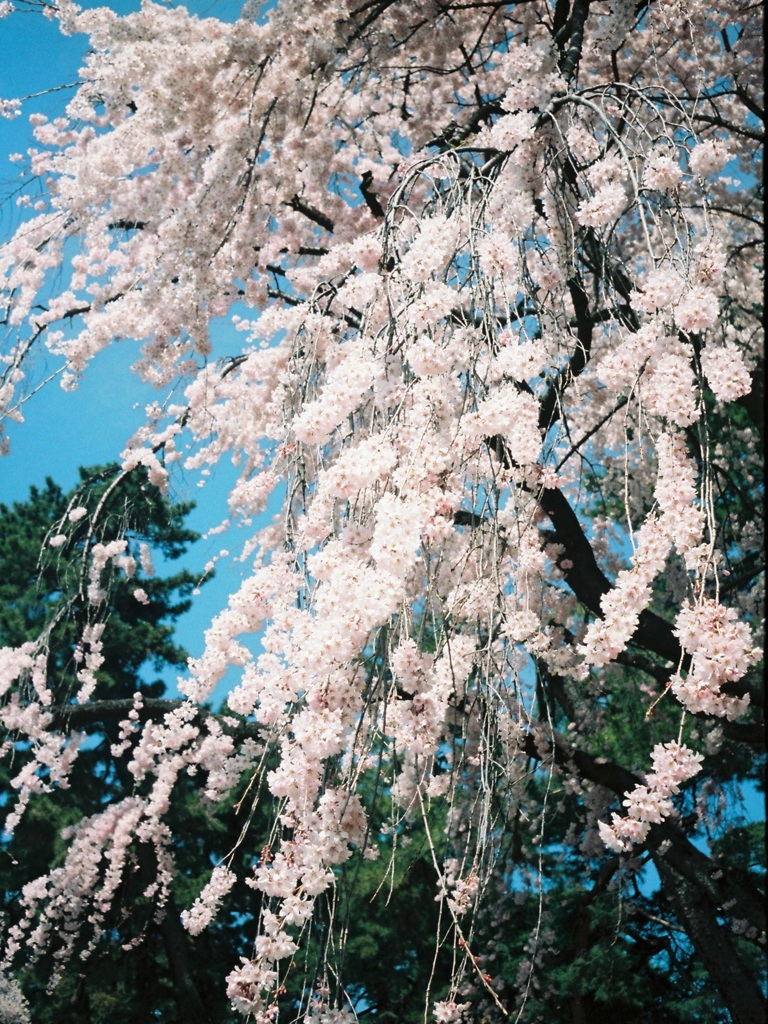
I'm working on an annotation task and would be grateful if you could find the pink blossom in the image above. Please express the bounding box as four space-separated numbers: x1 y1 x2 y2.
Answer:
632 267 684 313
577 181 627 227
644 152 683 191
688 138 733 177
434 1001 471 1023
181 865 237 936
599 743 703 851
700 342 752 402
673 285 719 333
486 111 537 151
643 350 699 427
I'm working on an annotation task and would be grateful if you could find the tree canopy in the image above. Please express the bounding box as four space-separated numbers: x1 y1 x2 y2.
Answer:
0 1 764 1022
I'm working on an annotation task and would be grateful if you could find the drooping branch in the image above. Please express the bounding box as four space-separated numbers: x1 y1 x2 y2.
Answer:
536 486 682 665
48 698 260 739
524 731 766 939
538 274 595 431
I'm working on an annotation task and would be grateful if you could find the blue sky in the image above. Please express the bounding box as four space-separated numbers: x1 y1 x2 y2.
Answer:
0 0 259 692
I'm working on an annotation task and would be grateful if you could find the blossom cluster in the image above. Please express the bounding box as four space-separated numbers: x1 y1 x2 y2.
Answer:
599 742 704 852
180 864 237 936
671 600 760 719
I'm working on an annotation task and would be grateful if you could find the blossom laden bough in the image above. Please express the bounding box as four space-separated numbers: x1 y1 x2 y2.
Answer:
0 0 763 1020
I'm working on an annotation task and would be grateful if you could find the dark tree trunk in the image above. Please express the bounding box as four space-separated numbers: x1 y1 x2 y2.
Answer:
656 859 766 1024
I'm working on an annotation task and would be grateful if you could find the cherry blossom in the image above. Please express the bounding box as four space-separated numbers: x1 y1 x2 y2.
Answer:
0 0 762 1019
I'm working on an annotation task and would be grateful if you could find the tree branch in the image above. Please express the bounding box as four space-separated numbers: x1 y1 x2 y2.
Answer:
360 171 385 218
559 0 591 82
159 897 214 1024
48 698 260 739
287 194 335 233
538 275 594 431
656 860 766 1024
524 731 766 938
537 486 682 664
